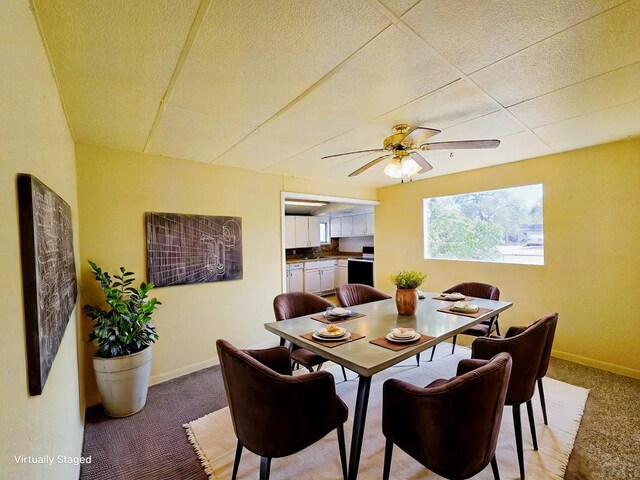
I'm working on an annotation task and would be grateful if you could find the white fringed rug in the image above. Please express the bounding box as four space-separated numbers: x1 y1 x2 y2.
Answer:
185 347 588 479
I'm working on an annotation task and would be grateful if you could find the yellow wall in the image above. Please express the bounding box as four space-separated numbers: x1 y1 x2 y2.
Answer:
0 1 84 479
75 144 377 404
375 138 640 378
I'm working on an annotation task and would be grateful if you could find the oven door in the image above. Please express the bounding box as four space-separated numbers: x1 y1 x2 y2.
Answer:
347 259 374 287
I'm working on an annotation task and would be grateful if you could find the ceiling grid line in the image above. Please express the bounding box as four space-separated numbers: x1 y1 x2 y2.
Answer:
208 23 394 165
365 0 552 148
143 0 212 153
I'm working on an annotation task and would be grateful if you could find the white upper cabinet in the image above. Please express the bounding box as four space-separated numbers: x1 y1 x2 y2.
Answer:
330 217 341 238
308 217 320 247
366 213 374 235
285 216 296 249
287 216 321 248
341 216 354 236
353 214 366 236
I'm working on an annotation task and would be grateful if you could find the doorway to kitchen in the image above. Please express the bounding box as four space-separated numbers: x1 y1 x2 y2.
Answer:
280 192 379 297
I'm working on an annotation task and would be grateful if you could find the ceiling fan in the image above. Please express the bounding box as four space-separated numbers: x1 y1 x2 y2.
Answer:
321 124 500 179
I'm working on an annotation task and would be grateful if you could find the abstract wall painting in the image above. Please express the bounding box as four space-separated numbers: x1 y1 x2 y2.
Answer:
146 212 243 287
17 174 77 396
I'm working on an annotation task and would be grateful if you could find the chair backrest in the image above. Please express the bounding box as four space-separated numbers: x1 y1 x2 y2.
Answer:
443 282 500 300
335 283 391 307
273 292 334 320
383 353 512 479
537 313 558 379
472 315 550 405
216 339 341 458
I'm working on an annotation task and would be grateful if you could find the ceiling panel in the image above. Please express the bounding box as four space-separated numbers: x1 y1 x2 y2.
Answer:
145 104 256 163
263 79 499 177
213 25 460 171
470 1 640 107
533 100 640 147
402 0 625 74
167 0 390 127
508 62 640 129
33 0 201 150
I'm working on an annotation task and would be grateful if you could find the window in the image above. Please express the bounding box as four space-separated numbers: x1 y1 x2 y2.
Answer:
319 222 329 244
423 184 544 265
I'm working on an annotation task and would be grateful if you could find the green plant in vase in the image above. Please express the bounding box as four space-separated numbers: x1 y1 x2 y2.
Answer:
390 270 426 315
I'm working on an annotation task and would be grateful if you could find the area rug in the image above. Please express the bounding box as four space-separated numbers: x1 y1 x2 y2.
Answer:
184 347 589 479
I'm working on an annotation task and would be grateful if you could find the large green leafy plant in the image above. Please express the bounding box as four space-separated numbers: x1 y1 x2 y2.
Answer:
84 261 160 358
390 271 427 289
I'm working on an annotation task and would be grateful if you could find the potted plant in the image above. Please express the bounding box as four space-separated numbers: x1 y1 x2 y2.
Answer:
390 270 427 315
84 261 160 417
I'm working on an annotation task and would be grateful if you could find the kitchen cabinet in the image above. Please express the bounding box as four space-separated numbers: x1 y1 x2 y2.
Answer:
340 216 354 236
285 216 296 249
291 216 321 248
353 214 366 236
330 214 374 238
330 217 341 238
366 213 374 235
286 263 303 292
303 260 335 294
335 259 348 287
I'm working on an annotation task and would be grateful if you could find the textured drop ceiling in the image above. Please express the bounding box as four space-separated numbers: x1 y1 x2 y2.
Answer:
34 0 640 187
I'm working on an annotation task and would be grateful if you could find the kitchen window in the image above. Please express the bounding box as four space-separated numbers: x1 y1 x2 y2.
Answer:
423 184 544 265
319 222 329 244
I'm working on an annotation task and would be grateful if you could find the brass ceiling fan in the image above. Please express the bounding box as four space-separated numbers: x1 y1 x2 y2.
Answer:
321 124 500 179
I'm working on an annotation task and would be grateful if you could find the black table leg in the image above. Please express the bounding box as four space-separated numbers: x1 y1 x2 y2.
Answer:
348 375 372 480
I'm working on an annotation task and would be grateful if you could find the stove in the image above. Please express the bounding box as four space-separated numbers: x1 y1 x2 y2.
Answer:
348 247 374 286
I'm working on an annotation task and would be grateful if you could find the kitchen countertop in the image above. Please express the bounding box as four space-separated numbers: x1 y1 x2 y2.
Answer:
285 255 354 264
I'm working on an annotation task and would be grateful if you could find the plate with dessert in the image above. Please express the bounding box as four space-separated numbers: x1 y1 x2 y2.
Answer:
386 327 421 343
312 324 351 341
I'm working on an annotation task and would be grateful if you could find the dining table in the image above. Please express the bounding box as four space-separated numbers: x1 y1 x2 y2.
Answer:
264 292 513 480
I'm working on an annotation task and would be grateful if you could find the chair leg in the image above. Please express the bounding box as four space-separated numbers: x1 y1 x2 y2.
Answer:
415 352 420 366
259 457 271 480
526 399 539 451
279 337 285 347
231 441 243 480
490 455 500 480
494 319 501 336
336 424 348 480
306 365 314 373
429 345 436 362
451 335 457 354
341 366 348 381
513 404 526 480
315 362 324 372
537 378 548 425
382 438 393 480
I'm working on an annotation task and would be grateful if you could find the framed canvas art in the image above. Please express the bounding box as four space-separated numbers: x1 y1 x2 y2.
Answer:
17 174 77 395
146 212 243 287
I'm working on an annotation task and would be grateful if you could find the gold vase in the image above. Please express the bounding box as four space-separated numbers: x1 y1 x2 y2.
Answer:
396 288 418 315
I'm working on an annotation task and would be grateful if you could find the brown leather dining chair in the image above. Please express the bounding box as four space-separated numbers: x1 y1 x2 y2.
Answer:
431 282 501 361
216 339 348 480
335 283 391 307
273 292 348 381
382 353 512 480
471 313 557 480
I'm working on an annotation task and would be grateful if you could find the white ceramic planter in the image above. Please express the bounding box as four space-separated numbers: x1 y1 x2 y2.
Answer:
93 347 152 417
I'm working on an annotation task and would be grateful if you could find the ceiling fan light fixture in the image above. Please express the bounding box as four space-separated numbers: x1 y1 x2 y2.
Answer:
383 156 421 179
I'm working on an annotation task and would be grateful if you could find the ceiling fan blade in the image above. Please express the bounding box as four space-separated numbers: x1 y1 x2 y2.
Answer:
420 139 501 151
400 127 441 147
348 154 392 177
408 151 433 173
321 148 386 160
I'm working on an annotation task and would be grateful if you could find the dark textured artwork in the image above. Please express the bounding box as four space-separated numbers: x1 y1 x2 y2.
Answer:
17 174 77 396
146 212 243 287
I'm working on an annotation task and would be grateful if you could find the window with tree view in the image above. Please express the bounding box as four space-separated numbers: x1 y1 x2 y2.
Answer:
424 184 544 265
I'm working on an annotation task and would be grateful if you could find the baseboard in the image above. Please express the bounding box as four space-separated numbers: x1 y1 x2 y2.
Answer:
149 339 280 386
552 348 640 379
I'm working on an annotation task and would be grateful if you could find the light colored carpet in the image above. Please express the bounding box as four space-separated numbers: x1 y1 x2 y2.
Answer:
185 347 589 479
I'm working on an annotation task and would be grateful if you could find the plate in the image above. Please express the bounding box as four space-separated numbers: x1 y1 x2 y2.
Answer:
385 332 421 343
441 292 465 301
390 328 416 338
450 305 479 314
312 331 351 342
318 327 346 338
